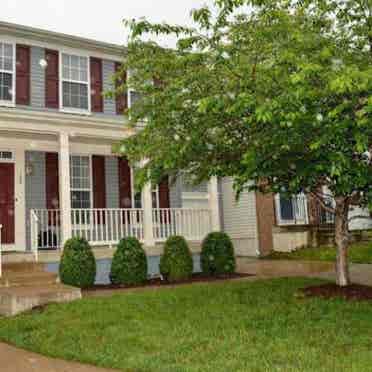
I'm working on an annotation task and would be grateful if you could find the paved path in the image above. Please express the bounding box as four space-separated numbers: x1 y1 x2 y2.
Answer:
0 342 117 372
237 258 372 286
309 263 372 286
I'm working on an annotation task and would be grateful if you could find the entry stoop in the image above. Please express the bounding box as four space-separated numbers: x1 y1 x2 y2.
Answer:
0 263 82 316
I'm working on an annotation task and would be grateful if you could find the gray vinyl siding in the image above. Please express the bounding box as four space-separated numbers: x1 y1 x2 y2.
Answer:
182 177 208 193
30 46 45 108
169 177 183 208
25 151 46 250
102 60 116 115
105 156 119 208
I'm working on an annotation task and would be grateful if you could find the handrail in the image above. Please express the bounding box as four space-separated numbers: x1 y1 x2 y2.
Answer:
0 224 2 278
30 210 39 262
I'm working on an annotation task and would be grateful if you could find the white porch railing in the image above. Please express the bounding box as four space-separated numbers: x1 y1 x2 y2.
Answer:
71 209 144 245
30 207 212 250
152 208 212 241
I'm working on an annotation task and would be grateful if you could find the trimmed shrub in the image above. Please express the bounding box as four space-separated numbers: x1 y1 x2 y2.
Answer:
110 237 148 285
59 237 96 288
201 232 236 275
160 236 193 282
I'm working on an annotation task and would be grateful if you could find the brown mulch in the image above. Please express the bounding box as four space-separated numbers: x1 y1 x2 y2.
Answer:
85 272 253 292
301 283 372 301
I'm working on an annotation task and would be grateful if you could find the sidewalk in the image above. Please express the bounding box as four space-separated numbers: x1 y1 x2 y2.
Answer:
0 342 117 372
237 257 372 286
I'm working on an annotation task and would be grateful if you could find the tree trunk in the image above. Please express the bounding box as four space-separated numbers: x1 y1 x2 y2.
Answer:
334 197 351 287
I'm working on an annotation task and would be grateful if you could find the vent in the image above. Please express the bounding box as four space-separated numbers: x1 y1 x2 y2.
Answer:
0 151 13 161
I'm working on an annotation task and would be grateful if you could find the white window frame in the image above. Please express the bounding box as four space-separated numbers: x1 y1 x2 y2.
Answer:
0 40 16 108
59 51 91 115
70 154 93 212
275 193 309 226
0 149 15 163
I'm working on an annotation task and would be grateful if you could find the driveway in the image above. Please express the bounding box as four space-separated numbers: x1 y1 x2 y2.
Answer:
0 342 117 372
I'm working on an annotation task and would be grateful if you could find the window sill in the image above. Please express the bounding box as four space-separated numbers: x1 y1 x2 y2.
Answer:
59 108 91 116
0 101 15 108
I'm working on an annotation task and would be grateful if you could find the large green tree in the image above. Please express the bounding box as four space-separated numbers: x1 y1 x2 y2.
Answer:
115 0 372 286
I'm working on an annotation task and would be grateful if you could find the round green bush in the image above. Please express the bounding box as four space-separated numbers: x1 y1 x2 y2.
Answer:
110 237 148 285
201 232 236 275
59 237 96 288
160 236 193 282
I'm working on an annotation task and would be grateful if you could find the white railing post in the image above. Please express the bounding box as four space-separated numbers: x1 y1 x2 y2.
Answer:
30 211 39 262
143 183 155 247
208 177 221 231
59 132 72 246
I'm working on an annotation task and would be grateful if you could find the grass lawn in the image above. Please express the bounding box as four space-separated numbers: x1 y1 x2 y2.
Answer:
1 279 372 371
265 241 372 264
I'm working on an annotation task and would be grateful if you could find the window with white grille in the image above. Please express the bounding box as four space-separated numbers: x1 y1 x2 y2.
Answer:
0 42 15 106
0 151 13 161
61 54 89 112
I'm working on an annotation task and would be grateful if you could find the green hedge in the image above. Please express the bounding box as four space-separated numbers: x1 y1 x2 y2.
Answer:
201 232 236 275
160 236 193 282
59 237 96 288
110 237 148 285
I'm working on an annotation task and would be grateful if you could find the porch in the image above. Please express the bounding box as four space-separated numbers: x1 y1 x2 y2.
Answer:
0 129 220 271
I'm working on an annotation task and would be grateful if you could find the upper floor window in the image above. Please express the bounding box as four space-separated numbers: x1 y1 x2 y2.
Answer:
0 42 15 106
61 53 89 112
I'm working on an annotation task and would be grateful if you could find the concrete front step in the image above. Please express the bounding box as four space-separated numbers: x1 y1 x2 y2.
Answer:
0 284 82 316
2 262 46 273
0 271 58 288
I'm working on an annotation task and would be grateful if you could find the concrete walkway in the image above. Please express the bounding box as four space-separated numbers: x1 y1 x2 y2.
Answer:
309 263 372 286
0 343 117 372
236 257 334 277
237 258 372 286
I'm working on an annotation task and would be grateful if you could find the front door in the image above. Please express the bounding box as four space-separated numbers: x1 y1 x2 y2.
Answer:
0 163 15 244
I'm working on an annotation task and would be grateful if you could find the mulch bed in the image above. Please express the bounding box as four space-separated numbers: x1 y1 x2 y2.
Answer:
301 283 372 301
85 272 253 292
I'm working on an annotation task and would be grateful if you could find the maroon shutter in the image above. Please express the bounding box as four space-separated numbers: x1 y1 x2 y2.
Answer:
45 153 60 210
159 176 170 208
118 158 132 208
16 45 30 105
158 176 170 224
115 62 128 115
45 50 59 108
92 155 106 208
90 58 103 112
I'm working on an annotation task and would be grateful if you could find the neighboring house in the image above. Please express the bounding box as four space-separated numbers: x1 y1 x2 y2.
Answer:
0 22 370 275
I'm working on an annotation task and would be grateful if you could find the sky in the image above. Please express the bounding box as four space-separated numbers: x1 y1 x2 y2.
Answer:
0 0 214 46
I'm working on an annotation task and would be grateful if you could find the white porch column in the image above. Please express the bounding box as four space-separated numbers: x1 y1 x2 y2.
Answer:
208 176 221 231
142 182 155 247
59 132 72 245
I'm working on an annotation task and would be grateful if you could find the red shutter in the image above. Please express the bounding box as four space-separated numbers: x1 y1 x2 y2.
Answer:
118 158 132 208
92 155 106 208
115 62 128 115
45 153 60 210
90 58 103 112
45 50 59 108
16 45 30 105
159 176 170 208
